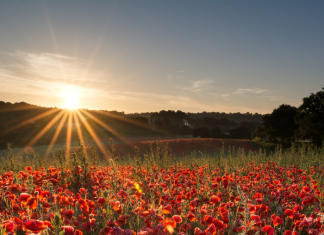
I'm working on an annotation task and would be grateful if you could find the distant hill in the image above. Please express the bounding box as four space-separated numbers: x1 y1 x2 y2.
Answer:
0 101 264 148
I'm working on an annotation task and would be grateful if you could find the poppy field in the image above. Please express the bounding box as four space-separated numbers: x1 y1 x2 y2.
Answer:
1 142 324 235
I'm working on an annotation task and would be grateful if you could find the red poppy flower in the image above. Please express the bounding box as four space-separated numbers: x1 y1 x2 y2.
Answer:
75 229 83 235
63 210 74 220
186 212 196 222
205 224 216 235
285 209 294 219
273 216 284 227
27 197 38 210
2 220 16 233
115 215 129 226
25 166 32 172
194 227 204 235
262 225 275 235
61 226 74 235
172 215 182 223
17 193 31 205
23 219 48 233
162 204 172 214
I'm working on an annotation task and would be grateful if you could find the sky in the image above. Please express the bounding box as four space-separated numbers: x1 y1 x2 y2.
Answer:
0 0 323 114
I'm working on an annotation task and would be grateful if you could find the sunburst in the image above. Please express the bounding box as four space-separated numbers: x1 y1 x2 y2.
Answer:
63 91 79 109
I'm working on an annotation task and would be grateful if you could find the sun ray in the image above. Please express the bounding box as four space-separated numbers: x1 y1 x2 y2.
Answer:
0 105 38 113
79 109 128 143
25 110 65 147
81 24 107 84
46 110 69 156
73 111 85 146
66 111 73 155
76 110 110 160
4 108 60 134
42 1 65 81
91 110 168 136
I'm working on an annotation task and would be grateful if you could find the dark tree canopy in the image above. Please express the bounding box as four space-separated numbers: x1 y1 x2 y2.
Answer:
193 127 211 138
229 125 251 139
262 104 298 145
295 88 324 146
210 127 223 138
153 119 164 131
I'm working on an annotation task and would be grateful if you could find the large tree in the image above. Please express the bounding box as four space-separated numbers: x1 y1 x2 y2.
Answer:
259 104 298 145
295 88 324 147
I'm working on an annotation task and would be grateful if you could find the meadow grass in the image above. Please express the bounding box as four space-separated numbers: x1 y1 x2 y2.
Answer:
1 139 323 174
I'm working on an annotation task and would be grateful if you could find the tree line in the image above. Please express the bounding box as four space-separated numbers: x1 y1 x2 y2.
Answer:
0 102 262 148
3 87 321 149
252 88 324 147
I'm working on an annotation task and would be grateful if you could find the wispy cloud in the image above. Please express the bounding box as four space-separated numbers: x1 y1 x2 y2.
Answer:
6 51 105 82
0 51 108 98
167 71 184 80
232 88 268 95
177 78 214 92
222 87 268 100
258 95 283 101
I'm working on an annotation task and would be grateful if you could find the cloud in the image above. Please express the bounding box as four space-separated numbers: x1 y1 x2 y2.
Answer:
167 71 184 80
258 95 283 101
222 87 268 100
0 51 109 99
232 88 268 95
6 51 105 82
178 78 214 92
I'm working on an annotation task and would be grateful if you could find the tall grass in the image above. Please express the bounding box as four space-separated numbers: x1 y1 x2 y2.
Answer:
1 139 324 174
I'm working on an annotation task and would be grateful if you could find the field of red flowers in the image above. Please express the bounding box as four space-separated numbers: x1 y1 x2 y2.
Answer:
1 153 324 235
102 138 257 158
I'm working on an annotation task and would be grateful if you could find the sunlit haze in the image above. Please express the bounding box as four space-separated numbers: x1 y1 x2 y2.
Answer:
0 1 323 113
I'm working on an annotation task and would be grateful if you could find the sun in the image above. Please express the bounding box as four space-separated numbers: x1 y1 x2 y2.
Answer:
63 92 79 109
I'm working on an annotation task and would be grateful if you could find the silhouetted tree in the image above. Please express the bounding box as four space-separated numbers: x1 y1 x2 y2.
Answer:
153 119 164 131
179 125 192 135
262 104 298 145
193 127 211 138
210 127 223 138
229 125 251 139
252 125 267 140
295 88 324 147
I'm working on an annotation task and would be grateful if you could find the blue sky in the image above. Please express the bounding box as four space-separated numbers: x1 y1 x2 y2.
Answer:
0 0 323 113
